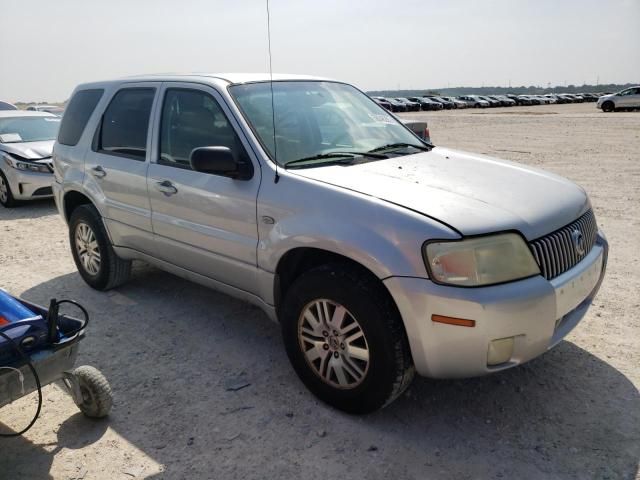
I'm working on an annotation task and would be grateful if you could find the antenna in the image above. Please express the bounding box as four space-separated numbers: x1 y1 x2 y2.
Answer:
266 0 279 184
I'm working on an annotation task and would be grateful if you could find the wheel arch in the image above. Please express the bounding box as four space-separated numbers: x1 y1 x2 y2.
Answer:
274 247 398 318
63 190 95 222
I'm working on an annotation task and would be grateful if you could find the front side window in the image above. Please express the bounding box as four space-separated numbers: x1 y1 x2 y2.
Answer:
0 116 60 144
97 88 155 160
230 81 425 167
159 88 247 169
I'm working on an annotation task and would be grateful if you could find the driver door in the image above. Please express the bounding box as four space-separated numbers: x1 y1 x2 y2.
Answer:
147 83 261 294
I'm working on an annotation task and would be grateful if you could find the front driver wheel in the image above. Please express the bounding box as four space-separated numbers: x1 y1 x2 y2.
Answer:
601 101 615 112
281 264 414 414
0 171 17 208
69 204 131 290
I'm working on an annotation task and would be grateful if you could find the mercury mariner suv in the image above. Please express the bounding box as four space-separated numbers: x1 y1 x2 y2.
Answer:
53 74 608 413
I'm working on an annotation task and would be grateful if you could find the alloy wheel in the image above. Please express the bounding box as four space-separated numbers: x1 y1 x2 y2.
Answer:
298 299 370 389
75 222 101 275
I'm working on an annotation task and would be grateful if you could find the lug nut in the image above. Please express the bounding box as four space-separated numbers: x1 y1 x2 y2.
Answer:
333 330 338 336
323 343 329 350
333 352 339 358
322 331 329 337
340 343 345 349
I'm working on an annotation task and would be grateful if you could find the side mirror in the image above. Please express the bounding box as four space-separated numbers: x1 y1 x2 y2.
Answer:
190 146 252 180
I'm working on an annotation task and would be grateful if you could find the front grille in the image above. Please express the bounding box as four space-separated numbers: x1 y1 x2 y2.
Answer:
529 209 598 280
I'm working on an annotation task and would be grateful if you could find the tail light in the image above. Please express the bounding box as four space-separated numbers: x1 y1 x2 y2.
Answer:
424 127 431 141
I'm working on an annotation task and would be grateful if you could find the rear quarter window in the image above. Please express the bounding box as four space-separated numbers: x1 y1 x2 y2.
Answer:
57 89 104 146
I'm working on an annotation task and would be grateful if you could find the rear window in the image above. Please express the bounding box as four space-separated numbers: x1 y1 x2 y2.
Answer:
57 89 104 146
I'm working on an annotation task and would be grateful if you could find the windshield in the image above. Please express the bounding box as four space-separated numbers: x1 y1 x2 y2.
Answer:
0 116 61 143
229 81 425 166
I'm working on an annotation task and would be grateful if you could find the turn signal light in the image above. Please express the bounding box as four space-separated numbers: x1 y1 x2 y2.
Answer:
431 314 476 327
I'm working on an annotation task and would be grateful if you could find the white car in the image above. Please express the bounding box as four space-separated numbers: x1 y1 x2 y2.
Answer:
0 111 59 207
597 86 640 112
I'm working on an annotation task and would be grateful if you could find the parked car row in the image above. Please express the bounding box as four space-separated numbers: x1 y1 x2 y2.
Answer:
371 91 610 111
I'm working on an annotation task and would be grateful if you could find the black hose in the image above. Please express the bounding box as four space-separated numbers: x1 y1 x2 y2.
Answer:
0 330 42 437
51 299 89 339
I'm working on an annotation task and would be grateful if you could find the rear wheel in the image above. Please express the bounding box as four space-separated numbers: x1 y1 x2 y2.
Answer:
0 171 17 208
601 101 615 112
69 204 131 290
281 264 414 414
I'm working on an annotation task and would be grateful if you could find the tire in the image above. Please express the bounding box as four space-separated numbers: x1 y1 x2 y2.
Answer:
73 366 113 418
0 170 17 208
602 101 615 112
69 204 131 290
281 263 414 414
474 103 480 108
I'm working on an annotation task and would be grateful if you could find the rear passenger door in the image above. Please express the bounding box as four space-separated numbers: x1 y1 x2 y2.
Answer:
629 87 640 108
84 83 160 252
147 83 261 294
616 88 640 108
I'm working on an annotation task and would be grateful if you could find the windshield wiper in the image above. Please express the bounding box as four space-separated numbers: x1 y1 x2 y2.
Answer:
369 142 432 153
284 151 387 168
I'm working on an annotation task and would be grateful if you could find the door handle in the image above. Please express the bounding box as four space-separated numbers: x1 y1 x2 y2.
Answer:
155 180 178 196
91 165 106 178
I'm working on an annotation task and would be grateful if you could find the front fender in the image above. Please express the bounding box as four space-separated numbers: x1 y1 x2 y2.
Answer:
257 173 460 279
261 214 416 279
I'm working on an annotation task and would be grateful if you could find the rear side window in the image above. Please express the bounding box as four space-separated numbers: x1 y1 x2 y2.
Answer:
57 89 104 146
97 88 155 160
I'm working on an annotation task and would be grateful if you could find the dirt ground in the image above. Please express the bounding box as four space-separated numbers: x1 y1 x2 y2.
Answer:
1 102 638 480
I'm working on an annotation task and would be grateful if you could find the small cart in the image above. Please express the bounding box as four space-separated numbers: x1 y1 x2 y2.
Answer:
0 297 112 435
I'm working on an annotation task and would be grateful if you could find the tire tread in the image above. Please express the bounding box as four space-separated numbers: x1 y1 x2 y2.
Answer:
282 262 414 413
69 204 131 290
73 365 113 418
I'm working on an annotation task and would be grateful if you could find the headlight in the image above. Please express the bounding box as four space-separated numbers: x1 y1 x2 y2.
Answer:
4 155 51 174
424 233 540 287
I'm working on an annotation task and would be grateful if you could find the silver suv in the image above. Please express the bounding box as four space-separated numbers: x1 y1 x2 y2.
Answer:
53 74 608 413
597 86 640 112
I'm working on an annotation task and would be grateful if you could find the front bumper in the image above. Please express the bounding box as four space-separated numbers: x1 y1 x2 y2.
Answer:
1 165 54 200
384 232 608 378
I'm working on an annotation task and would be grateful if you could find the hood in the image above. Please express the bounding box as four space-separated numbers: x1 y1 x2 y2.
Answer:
597 94 614 103
292 147 590 240
0 140 54 161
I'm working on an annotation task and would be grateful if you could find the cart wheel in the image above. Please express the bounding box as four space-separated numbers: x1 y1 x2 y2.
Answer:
73 366 113 418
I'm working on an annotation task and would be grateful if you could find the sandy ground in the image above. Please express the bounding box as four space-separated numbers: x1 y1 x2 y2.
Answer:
0 103 638 480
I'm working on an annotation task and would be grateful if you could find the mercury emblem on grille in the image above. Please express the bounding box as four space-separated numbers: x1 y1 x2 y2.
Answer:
572 229 585 255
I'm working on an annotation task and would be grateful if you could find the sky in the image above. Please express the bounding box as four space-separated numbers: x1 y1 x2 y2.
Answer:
1 0 639 102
